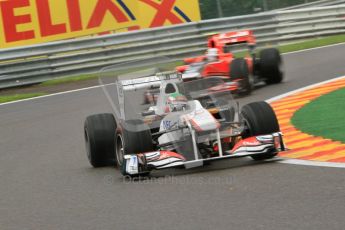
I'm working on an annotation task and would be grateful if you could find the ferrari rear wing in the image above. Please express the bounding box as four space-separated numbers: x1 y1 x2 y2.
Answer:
208 30 256 49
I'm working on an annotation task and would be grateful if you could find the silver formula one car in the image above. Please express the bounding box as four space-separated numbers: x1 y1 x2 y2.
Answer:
84 67 285 177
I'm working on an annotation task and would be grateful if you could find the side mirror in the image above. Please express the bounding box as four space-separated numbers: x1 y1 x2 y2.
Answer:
206 101 216 108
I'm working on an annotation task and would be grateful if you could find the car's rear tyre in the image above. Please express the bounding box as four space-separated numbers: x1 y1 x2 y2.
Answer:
84 113 116 167
259 48 283 84
115 119 154 168
241 101 280 160
230 58 252 96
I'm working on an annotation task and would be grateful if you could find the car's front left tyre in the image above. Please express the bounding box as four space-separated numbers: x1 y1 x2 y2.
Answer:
241 101 280 161
84 113 116 167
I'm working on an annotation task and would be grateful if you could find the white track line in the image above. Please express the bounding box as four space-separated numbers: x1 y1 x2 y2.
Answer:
282 42 345 55
266 75 345 103
280 159 345 168
0 85 102 106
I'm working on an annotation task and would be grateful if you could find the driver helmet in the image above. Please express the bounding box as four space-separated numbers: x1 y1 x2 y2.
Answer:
206 48 219 62
167 92 188 112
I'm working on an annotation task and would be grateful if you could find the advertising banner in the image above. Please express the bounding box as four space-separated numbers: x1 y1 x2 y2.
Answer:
0 0 201 48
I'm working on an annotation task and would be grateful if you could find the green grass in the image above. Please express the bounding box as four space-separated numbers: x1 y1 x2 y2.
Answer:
278 34 345 53
0 93 46 103
234 34 345 58
291 87 345 143
40 74 98 86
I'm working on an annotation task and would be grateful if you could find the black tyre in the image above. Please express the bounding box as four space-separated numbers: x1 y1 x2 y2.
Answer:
230 58 252 96
115 119 154 167
259 48 283 84
241 101 280 160
84 113 116 167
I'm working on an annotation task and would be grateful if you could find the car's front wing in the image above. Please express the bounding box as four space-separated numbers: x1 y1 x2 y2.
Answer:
121 132 285 176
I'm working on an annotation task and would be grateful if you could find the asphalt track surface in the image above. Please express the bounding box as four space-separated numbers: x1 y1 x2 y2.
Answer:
1 44 345 230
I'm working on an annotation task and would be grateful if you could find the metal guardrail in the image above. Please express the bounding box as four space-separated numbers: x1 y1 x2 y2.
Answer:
277 0 345 11
1 5 345 89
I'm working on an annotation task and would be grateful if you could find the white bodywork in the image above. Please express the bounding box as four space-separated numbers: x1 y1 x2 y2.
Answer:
119 71 224 158
158 100 220 146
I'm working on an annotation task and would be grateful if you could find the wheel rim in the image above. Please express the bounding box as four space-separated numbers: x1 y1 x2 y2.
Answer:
238 75 252 95
84 128 91 162
248 74 254 89
241 117 253 138
278 61 284 76
116 134 124 166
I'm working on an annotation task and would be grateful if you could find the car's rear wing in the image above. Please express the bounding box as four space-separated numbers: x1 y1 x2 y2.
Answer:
208 30 256 51
120 71 182 91
113 70 182 121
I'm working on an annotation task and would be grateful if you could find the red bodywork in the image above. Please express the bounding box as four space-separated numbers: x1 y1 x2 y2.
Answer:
178 30 256 80
144 31 258 105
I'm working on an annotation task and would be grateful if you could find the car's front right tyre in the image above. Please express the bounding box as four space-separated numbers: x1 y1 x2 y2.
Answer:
241 101 280 161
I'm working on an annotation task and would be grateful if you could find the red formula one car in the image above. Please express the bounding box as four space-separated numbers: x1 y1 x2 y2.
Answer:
176 30 284 96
